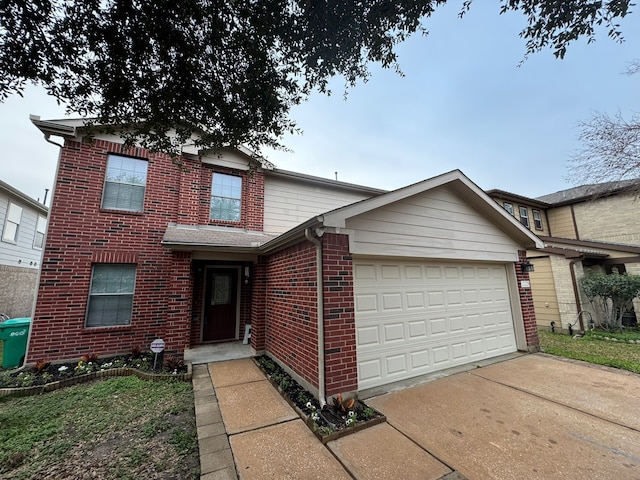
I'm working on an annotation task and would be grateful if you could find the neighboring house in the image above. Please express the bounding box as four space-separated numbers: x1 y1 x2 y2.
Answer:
0 180 48 318
27 117 542 397
489 181 640 332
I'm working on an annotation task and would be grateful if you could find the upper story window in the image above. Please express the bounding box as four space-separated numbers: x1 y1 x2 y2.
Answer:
102 155 148 212
210 173 242 221
532 209 543 231
503 202 514 216
86 264 136 327
33 215 47 249
2 201 23 243
519 206 530 228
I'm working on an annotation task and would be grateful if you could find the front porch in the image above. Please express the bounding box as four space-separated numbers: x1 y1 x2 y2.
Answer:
184 341 254 365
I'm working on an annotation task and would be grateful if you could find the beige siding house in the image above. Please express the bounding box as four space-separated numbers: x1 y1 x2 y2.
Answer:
489 181 640 332
263 170 382 234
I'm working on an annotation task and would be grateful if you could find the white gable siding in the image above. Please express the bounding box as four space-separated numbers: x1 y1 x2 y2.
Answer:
345 185 521 262
0 192 44 268
263 176 372 234
201 149 252 171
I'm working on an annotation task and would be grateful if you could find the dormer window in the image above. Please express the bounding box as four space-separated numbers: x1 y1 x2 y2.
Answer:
210 173 242 221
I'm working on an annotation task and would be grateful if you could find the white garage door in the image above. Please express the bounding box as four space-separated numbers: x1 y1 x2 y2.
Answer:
354 260 517 390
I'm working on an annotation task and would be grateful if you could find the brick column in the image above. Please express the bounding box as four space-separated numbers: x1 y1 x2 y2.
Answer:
250 257 267 352
177 157 201 224
322 233 358 396
164 251 193 357
517 250 539 351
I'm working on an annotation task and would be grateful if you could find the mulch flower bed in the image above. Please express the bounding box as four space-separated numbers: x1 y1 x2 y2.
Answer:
255 355 385 444
0 350 191 397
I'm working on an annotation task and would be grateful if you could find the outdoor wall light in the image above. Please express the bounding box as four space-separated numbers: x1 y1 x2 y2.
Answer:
520 261 534 273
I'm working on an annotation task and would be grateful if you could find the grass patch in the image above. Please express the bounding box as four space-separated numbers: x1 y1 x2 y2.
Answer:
0 376 199 479
539 329 640 373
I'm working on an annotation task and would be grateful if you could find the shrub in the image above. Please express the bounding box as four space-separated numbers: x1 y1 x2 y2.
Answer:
580 273 640 330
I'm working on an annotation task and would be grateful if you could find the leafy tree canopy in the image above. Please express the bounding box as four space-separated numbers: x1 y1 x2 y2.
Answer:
0 0 633 153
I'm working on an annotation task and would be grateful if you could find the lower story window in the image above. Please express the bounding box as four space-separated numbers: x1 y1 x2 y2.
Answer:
86 264 136 327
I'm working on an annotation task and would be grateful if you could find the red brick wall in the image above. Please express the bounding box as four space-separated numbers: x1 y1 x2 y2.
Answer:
262 233 358 396
264 240 319 389
28 139 266 364
517 250 539 350
178 156 202 224
28 139 190 362
322 234 357 395
250 257 267 351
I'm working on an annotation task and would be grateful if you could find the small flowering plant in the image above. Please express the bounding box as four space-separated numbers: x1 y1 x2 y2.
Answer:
255 355 382 439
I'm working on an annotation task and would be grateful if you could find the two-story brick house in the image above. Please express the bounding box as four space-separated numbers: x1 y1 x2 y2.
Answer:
489 182 640 332
27 117 542 397
0 180 48 318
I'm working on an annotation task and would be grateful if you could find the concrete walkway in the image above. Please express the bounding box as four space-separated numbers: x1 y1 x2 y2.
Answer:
192 354 640 480
193 357 456 479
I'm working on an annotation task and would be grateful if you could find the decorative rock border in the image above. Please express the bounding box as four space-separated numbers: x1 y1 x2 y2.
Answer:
589 333 640 344
252 358 386 444
0 364 192 398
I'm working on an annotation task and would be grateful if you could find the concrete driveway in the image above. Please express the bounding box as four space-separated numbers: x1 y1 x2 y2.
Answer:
366 354 640 480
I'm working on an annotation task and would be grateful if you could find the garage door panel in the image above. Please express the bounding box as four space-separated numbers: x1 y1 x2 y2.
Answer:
355 294 377 313
383 323 405 343
357 325 380 346
355 260 518 390
408 319 427 338
382 293 403 311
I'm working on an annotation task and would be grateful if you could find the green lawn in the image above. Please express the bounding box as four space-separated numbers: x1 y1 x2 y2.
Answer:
0 376 199 479
538 329 640 373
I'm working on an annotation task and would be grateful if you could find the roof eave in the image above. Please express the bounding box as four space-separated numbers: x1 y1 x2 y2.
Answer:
259 217 323 253
160 241 262 253
30 115 78 139
0 179 48 214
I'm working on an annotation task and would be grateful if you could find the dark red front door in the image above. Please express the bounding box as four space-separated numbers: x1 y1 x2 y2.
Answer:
203 268 238 342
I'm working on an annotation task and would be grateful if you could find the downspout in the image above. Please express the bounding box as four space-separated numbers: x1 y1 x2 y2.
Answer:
18 134 63 371
569 255 586 332
305 227 326 407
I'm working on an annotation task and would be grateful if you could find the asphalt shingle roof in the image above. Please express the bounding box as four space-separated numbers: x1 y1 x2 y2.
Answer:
162 224 277 248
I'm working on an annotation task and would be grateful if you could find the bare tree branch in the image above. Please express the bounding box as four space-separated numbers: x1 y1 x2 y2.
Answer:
568 111 640 191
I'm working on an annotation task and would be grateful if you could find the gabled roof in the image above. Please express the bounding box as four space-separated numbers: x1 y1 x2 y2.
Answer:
0 179 48 215
536 179 640 205
262 170 544 252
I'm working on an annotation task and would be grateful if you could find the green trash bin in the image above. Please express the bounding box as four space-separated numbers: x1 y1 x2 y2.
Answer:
0 318 31 369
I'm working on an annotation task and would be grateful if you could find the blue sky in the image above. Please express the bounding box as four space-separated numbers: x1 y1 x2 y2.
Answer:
1 2 638 204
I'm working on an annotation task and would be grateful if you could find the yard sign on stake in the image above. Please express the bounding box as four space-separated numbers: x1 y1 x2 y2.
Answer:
150 338 165 370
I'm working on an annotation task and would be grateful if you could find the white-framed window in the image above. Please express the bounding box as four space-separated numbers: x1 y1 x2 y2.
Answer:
33 215 47 249
2 201 23 243
532 209 543 230
210 173 242 221
503 202 514 216
86 264 136 327
519 206 530 228
102 155 148 212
